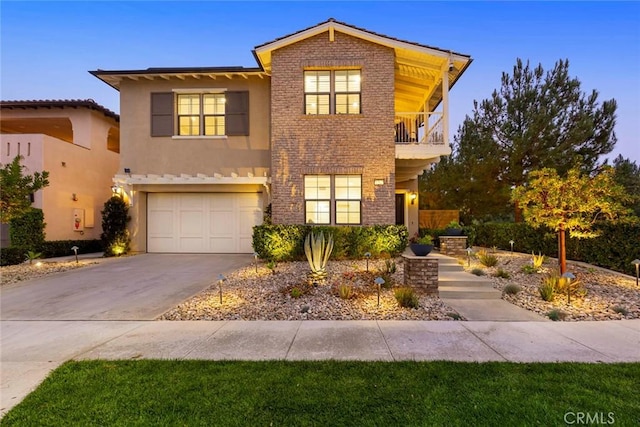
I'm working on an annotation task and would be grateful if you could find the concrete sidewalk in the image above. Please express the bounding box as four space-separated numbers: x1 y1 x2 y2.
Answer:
2 319 639 416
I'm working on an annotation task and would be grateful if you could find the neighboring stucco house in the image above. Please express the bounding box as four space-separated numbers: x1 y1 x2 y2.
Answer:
91 19 472 254
0 99 120 242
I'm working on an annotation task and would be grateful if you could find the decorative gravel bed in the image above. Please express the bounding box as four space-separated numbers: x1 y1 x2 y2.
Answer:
159 258 463 321
462 251 640 321
0 260 98 286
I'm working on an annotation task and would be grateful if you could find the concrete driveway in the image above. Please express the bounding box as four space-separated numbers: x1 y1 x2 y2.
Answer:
0 254 252 321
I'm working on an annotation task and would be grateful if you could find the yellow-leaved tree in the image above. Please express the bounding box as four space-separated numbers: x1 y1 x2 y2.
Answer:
511 166 629 274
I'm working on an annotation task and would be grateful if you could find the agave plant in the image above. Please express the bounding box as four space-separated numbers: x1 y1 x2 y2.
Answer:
304 230 334 283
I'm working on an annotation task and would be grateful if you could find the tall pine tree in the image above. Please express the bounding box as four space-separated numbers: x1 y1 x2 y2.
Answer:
421 58 617 222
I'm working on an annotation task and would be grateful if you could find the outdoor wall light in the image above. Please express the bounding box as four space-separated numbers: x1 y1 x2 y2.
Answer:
374 179 384 186
111 185 124 198
410 192 417 205
632 259 640 287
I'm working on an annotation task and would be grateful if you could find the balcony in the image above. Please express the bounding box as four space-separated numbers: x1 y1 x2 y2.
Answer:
395 112 451 182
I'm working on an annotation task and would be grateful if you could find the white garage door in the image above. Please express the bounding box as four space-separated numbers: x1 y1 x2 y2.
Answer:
147 193 263 253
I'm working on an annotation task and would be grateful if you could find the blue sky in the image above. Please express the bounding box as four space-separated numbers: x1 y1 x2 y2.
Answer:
1 1 638 162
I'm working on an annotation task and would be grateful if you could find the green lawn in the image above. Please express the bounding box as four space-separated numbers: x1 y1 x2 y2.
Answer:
2 361 639 426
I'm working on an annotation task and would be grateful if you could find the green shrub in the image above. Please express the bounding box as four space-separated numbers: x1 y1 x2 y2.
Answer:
101 196 131 257
266 260 277 273
252 224 408 262
394 287 419 308
0 247 27 266
470 220 640 276
538 281 555 301
290 287 302 298
547 309 567 321
471 268 485 276
26 250 42 264
494 268 511 279
384 259 396 274
379 272 394 289
40 240 103 258
446 312 462 320
476 249 498 267
336 284 354 300
531 252 546 269
9 208 45 251
521 264 537 274
612 306 628 316
503 283 521 295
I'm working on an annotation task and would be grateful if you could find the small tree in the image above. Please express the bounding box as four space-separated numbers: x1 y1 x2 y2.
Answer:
0 156 49 223
9 208 45 251
512 166 629 273
101 196 131 257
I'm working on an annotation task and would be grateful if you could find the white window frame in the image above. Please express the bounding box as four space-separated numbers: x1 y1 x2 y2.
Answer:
304 70 361 115
173 89 227 139
304 174 362 225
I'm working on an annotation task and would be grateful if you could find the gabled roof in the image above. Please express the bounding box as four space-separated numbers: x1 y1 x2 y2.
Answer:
254 18 470 72
253 18 472 112
91 18 472 113
1 99 119 121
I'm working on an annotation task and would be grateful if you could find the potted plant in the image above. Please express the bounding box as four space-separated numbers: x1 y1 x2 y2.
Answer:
409 234 434 256
444 220 464 236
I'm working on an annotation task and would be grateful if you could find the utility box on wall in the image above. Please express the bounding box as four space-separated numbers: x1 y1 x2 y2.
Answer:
73 209 84 231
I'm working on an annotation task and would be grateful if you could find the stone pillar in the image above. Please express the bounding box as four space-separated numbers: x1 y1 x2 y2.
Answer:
402 254 438 295
440 236 468 256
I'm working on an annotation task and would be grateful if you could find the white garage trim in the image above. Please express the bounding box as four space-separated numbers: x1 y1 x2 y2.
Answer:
147 192 263 253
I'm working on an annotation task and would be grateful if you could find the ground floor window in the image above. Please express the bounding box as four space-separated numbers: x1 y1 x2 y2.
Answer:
304 174 361 225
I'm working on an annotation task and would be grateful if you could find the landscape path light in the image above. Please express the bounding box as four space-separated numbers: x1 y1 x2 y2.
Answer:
71 246 79 263
466 247 473 267
253 252 259 273
217 274 226 304
364 252 371 272
509 240 515 253
632 259 640 287
562 272 575 305
374 277 385 307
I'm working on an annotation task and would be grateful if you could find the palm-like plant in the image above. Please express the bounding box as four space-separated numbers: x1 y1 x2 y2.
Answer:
304 230 334 283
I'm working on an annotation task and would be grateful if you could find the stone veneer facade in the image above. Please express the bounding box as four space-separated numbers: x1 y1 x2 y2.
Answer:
270 31 396 225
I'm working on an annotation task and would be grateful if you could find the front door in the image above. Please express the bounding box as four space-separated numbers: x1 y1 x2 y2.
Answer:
395 193 405 225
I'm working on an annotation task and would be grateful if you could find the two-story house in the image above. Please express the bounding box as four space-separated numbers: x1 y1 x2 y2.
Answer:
0 99 120 243
91 19 471 254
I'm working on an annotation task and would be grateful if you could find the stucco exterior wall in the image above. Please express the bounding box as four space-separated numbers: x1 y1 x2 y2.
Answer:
118 76 271 178
270 31 396 225
1 108 119 241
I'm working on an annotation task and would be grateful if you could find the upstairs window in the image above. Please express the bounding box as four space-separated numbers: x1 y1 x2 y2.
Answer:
304 71 330 115
304 70 361 115
334 71 361 115
177 93 225 136
150 91 249 137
